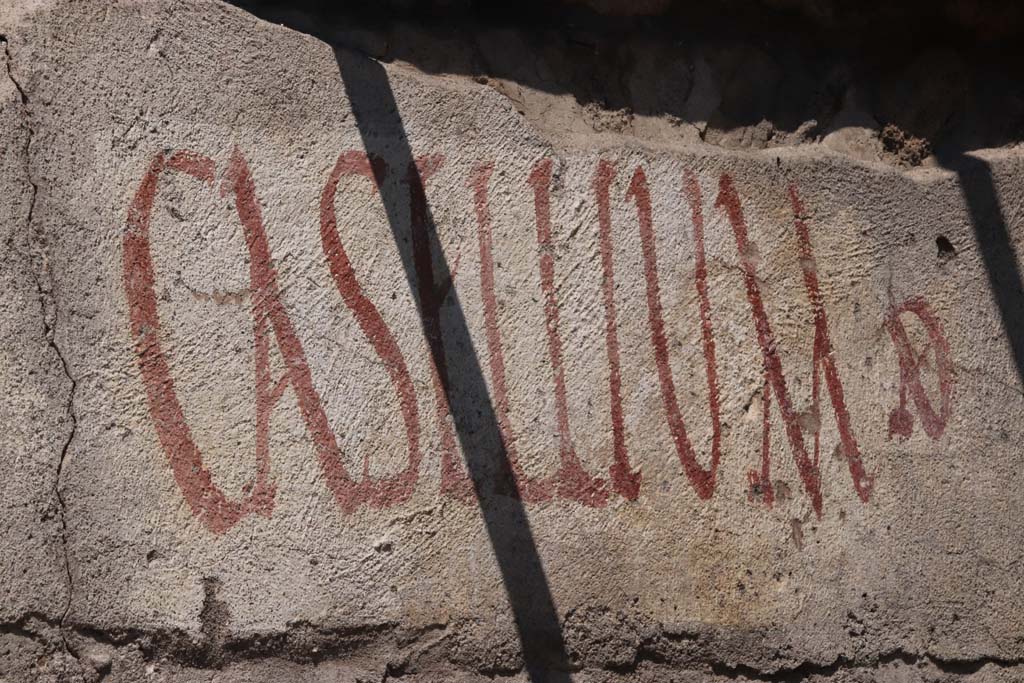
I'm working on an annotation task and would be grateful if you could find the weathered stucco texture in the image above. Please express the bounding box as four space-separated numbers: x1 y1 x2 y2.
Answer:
1 1 1023 681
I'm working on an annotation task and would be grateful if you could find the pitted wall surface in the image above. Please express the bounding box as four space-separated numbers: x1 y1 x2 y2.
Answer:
1 2 1023 681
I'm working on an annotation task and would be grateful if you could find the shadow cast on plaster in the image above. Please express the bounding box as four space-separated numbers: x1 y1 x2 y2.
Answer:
936 148 1024 390
335 48 575 681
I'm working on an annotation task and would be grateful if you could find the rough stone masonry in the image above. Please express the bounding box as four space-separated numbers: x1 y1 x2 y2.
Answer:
1 0 1024 681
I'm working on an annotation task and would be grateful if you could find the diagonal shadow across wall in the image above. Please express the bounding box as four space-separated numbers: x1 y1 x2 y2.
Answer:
937 148 1024 390
334 48 575 682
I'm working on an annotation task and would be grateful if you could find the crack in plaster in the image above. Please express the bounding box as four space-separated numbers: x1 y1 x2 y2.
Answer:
2 35 78 660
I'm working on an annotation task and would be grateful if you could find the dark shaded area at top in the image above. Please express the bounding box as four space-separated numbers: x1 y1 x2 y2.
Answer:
228 0 1024 156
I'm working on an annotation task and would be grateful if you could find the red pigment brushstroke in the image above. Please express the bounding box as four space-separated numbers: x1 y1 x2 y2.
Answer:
470 163 554 503
124 150 271 534
884 298 954 440
593 159 641 501
123 148 372 532
716 175 875 517
224 149 375 514
789 184 873 502
405 155 472 500
528 159 608 507
319 150 423 509
166 150 215 182
627 166 721 500
716 174 821 513
684 170 726 496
